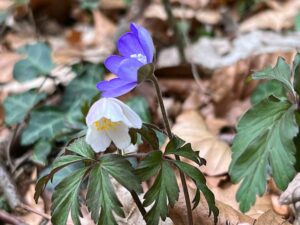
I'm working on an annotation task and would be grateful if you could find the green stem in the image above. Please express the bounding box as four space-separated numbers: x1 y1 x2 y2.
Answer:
150 74 193 225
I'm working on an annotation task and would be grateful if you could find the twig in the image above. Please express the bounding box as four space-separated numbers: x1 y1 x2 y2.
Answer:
18 203 51 221
150 75 194 225
161 0 186 63
130 191 146 216
0 209 27 225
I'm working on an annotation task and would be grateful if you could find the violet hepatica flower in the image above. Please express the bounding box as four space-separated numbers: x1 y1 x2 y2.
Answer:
97 23 155 97
85 97 142 152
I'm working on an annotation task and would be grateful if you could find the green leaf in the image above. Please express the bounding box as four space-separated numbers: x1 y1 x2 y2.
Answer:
66 137 95 159
21 107 66 145
172 160 218 223
0 11 8 24
252 57 295 95
13 42 55 82
86 154 142 225
51 168 87 225
229 97 298 212
3 91 46 125
251 80 286 105
293 53 300 95
79 0 99 10
126 96 151 123
165 136 205 166
295 11 300 31
133 124 159 150
136 151 179 225
31 140 52 165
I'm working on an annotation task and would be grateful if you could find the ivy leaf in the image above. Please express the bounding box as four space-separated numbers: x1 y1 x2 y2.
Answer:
252 57 295 95
86 154 142 225
21 107 66 145
229 97 298 212
126 96 151 123
165 136 205 167
66 137 95 159
136 151 179 225
251 80 286 105
13 42 55 82
3 91 46 125
172 160 218 223
51 168 87 225
31 140 52 165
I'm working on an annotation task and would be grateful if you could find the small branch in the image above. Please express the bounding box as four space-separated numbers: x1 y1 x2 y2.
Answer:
130 191 147 216
161 0 186 63
0 209 27 225
150 75 194 225
18 203 51 221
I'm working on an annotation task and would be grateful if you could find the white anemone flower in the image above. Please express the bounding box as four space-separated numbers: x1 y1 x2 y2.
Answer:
85 97 142 152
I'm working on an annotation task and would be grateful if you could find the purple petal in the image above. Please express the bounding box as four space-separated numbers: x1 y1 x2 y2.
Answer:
117 58 143 81
117 32 145 59
104 55 126 75
96 78 130 91
130 23 155 63
101 82 137 98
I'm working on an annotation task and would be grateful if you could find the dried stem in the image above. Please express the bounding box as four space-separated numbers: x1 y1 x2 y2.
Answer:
0 209 27 225
161 0 186 63
150 74 193 225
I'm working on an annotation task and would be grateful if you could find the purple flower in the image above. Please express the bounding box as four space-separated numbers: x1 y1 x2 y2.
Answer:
97 23 155 97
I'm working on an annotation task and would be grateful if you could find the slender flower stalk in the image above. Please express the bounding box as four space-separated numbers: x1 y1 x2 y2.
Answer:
149 74 194 225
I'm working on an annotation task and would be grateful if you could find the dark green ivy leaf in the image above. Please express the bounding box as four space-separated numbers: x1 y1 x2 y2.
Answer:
229 97 298 212
13 42 55 82
136 151 179 225
86 154 142 225
31 140 52 165
3 90 46 125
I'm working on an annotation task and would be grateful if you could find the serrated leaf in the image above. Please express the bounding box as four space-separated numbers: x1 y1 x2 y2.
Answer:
172 160 218 223
66 137 95 159
136 151 179 225
13 42 55 82
51 168 87 225
31 140 52 165
293 53 300 95
4 91 46 125
21 107 66 145
126 96 151 123
251 80 286 105
229 97 298 212
252 57 295 95
134 124 159 150
86 154 142 225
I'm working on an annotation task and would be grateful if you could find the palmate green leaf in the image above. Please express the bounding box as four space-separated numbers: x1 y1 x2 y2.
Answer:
165 136 205 167
13 42 55 82
229 97 298 212
251 80 286 105
3 91 46 125
21 107 66 145
136 151 179 225
172 160 218 223
293 53 300 95
66 137 95 159
252 57 295 95
51 167 87 225
132 124 160 150
86 154 142 225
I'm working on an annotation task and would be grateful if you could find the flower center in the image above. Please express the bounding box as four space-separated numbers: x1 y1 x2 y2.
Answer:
130 53 147 64
94 118 120 131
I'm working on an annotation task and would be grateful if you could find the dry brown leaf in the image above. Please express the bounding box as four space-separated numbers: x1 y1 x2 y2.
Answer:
100 0 126 10
0 51 22 83
271 194 290 217
255 210 291 225
171 110 231 176
239 0 300 32
0 0 12 11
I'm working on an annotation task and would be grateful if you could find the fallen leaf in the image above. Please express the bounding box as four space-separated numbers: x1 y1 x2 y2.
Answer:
0 51 22 83
255 210 291 225
171 110 231 176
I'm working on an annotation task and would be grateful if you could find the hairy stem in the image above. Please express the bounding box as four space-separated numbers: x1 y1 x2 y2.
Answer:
150 75 193 225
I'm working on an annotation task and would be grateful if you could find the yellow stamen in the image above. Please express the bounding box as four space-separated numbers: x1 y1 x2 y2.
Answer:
94 118 120 131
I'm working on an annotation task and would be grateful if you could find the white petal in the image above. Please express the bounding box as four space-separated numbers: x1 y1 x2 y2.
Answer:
86 98 124 125
86 126 111 152
110 98 142 128
106 123 131 150
123 144 138 154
